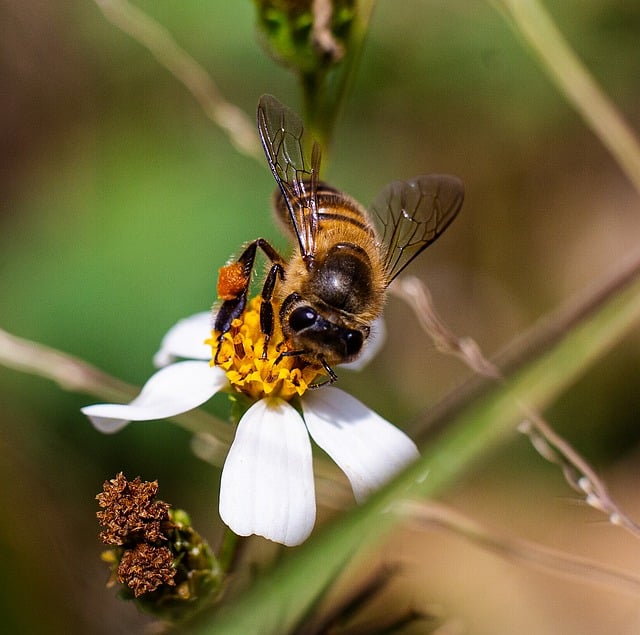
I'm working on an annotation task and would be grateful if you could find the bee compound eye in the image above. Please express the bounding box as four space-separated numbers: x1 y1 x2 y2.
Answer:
345 329 364 356
289 306 318 332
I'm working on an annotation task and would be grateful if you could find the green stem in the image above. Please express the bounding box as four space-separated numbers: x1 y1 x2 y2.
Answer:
301 0 376 157
217 527 242 574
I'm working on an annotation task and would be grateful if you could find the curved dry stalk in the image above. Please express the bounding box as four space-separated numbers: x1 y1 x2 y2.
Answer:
518 415 640 536
93 0 262 160
403 499 640 596
0 326 231 446
0 326 137 401
390 260 640 539
388 277 501 380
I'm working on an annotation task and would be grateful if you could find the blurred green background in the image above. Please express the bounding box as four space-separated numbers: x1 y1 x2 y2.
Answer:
2 1 640 633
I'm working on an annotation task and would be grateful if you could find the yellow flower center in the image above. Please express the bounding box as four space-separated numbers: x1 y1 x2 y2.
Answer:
205 297 324 401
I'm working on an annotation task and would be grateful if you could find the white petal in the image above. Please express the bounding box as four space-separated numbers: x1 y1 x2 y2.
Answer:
153 311 213 367
302 387 419 503
219 398 315 546
340 318 386 372
82 361 227 433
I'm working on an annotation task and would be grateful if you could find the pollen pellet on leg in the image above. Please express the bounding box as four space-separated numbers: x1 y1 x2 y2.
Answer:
217 262 248 301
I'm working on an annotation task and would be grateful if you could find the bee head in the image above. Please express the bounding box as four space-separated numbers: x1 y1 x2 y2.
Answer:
282 298 368 365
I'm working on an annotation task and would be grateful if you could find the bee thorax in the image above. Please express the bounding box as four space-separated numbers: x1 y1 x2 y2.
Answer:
308 242 376 314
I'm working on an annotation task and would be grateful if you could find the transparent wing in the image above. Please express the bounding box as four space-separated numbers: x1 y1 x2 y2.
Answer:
257 94 321 260
370 174 464 284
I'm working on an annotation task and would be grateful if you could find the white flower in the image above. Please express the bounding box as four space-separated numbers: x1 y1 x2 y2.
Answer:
82 307 418 547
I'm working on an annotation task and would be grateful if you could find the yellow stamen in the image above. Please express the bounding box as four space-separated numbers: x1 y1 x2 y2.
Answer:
205 297 324 401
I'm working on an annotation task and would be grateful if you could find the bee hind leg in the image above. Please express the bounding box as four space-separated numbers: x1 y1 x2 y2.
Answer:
213 238 286 362
213 241 259 361
212 295 247 364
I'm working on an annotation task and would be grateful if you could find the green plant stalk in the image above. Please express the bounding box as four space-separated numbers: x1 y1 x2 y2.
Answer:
302 0 375 154
191 262 640 632
492 0 640 195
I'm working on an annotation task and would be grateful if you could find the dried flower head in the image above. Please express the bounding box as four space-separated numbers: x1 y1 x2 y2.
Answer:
96 472 171 546
117 543 176 598
96 474 222 618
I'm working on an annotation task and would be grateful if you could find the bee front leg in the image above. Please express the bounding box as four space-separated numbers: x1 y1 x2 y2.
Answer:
275 350 338 387
314 356 338 386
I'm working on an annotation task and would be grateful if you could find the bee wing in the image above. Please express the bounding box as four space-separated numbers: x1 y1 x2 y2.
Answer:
370 174 464 285
257 94 321 260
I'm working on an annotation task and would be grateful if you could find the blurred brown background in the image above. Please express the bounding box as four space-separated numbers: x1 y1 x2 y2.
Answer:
2 1 640 633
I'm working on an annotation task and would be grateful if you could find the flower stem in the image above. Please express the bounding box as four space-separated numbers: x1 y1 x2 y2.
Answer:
302 0 375 156
217 527 242 574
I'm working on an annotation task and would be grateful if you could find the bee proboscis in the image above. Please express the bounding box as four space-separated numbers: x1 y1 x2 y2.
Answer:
214 94 464 384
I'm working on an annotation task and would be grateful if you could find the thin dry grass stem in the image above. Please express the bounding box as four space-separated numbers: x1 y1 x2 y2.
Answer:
190 432 234 470
402 499 640 597
493 0 640 196
389 276 640 539
0 326 230 443
0 326 137 400
388 277 501 380
93 0 262 161
518 416 640 536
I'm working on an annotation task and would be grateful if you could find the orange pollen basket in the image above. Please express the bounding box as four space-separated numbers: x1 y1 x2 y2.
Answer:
216 262 249 301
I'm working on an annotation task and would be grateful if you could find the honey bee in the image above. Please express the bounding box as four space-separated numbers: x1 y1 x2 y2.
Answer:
214 94 464 383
